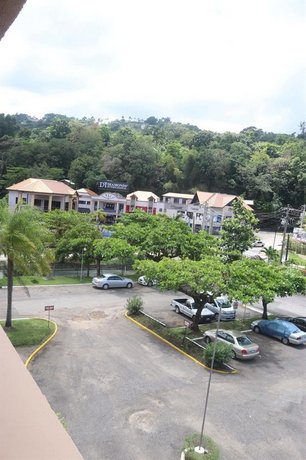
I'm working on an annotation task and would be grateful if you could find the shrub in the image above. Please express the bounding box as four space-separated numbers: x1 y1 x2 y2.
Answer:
203 341 232 369
126 295 143 315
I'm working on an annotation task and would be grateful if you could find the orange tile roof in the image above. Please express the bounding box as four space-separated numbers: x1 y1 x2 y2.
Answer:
192 191 253 210
7 178 76 196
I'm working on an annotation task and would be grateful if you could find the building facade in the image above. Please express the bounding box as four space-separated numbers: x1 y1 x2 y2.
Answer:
7 178 77 211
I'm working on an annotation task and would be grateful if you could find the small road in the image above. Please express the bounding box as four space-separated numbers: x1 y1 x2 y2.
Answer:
1 285 306 459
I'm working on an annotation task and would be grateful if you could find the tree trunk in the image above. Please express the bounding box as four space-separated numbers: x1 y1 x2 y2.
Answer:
96 257 101 277
86 261 90 278
261 298 268 319
5 258 14 328
189 298 203 332
190 293 210 332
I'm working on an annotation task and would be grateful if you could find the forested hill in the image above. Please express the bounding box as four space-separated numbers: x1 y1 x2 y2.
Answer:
0 113 305 212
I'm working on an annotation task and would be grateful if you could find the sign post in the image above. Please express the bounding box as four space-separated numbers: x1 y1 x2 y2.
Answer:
44 305 54 329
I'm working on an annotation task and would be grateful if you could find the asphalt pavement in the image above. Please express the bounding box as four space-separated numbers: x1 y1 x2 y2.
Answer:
1 284 306 460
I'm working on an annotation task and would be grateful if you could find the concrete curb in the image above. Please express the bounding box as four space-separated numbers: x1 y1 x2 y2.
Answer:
24 318 58 368
125 312 238 375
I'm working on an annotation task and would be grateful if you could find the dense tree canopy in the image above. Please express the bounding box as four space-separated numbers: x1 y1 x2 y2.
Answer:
0 113 305 218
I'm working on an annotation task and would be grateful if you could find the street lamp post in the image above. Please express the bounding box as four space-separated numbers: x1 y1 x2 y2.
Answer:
80 248 85 281
195 301 222 454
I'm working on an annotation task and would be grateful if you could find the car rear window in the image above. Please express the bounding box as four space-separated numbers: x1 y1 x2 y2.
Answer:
236 336 253 346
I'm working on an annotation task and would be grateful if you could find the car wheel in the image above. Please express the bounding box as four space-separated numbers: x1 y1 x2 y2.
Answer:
281 337 289 345
147 281 153 287
103 284 109 290
204 336 211 344
231 349 236 359
254 326 260 333
175 306 180 314
126 283 133 289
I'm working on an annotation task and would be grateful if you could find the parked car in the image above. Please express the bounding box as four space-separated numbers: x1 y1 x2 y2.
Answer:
138 275 157 287
203 329 260 360
170 298 215 323
252 240 265 247
251 319 306 345
204 296 236 321
277 316 306 333
92 274 134 289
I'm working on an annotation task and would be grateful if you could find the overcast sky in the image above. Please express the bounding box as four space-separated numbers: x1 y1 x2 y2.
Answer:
1 0 305 133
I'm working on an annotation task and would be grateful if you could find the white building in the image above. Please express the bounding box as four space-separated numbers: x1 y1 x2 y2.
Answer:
91 192 126 224
77 188 97 213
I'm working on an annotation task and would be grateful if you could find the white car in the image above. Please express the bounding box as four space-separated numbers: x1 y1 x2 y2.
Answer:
204 296 236 321
138 276 157 287
92 274 134 289
252 240 265 247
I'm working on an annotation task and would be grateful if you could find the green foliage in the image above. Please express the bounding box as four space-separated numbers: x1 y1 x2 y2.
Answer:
184 433 219 460
0 112 305 210
227 258 306 318
220 198 259 259
126 295 144 315
113 211 192 261
203 341 233 368
94 237 135 272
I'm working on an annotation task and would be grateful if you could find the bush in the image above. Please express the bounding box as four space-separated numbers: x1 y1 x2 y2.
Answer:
203 341 232 369
126 295 143 315
184 433 219 459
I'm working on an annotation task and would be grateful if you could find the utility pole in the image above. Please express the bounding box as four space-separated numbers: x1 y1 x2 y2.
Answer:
201 202 208 231
300 204 306 228
280 205 290 264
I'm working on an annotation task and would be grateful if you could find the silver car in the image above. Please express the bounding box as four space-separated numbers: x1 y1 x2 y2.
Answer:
138 275 157 287
203 329 260 360
92 274 134 290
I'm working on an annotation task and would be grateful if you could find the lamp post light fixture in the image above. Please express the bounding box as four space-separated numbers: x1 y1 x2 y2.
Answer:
195 301 222 455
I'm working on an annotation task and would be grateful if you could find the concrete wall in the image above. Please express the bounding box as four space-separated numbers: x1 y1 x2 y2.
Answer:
0 327 83 460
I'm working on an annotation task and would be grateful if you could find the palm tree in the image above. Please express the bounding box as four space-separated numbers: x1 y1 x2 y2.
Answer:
0 201 53 327
262 246 279 263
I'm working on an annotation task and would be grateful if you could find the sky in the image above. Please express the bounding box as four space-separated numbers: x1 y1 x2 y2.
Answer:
0 0 306 134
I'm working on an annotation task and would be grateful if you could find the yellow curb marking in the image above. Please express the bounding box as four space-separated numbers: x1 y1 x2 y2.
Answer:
125 312 238 375
24 318 58 368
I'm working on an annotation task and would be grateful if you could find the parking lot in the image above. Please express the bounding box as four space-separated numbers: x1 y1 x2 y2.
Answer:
2 284 306 459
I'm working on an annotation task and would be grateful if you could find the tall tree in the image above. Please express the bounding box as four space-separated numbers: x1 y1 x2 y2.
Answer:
220 198 259 261
0 201 53 327
135 257 225 331
227 258 306 319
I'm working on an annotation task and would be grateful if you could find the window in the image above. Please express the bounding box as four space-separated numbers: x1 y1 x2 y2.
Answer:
79 200 86 204
34 199 42 206
174 198 179 203
105 203 115 210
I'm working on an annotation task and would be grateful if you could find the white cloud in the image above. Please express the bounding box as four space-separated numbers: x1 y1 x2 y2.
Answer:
0 0 306 132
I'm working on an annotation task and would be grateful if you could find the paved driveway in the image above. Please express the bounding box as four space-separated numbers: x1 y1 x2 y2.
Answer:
1 285 306 459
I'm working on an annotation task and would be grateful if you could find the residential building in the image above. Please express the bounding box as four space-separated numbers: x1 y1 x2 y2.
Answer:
188 191 253 233
158 192 194 218
91 191 126 224
125 191 160 214
6 178 77 211
77 188 97 213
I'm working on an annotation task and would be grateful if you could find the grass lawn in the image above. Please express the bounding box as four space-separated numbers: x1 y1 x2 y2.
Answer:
0 318 56 347
184 433 219 459
0 275 92 287
288 252 306 268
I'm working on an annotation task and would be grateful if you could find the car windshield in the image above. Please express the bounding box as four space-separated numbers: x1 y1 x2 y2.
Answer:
236 336 253 346
216 298 231 308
